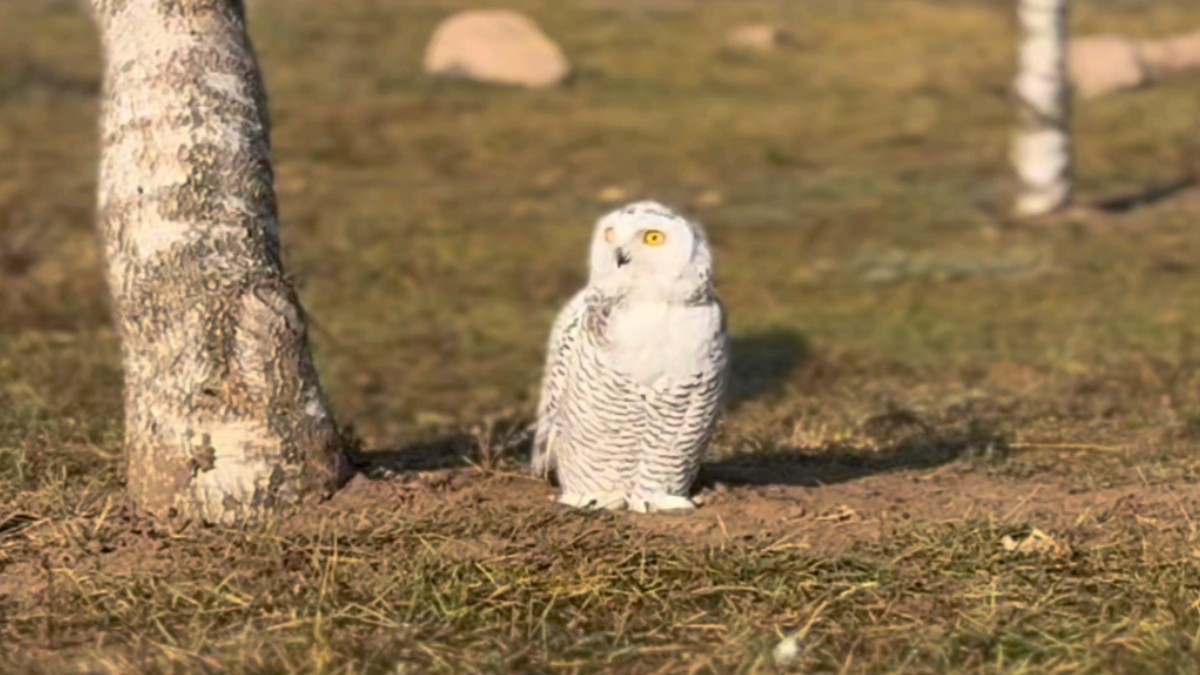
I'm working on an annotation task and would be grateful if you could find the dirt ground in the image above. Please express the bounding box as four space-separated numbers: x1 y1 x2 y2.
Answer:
5 446 1199 672
335 459 1200 555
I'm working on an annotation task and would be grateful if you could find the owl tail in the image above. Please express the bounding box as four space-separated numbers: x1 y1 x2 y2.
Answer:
529 427 556 480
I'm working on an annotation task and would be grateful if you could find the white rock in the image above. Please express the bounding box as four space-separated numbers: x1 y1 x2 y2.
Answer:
694 189 723 208
1068 35 1148 99
596 186 629 203
1139 30 1200 77
726 24 794 52
772 634 803 668
423 10 570 88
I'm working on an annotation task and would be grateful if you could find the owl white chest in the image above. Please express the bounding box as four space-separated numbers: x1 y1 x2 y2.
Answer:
605 300 723 387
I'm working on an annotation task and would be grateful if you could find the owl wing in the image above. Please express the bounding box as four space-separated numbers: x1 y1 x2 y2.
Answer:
530 290 589 479
670 317 729 464
635 299 729 498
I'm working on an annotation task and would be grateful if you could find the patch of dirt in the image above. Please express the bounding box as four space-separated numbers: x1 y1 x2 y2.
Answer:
327 470 551 522
5 460 1193 605
328 460 1200 555
2 506 199 601
0 560 46 605
684 467 1199 552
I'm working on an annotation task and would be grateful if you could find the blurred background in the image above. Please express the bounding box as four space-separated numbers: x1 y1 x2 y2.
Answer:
6 0 1200 670
5 0 1200 463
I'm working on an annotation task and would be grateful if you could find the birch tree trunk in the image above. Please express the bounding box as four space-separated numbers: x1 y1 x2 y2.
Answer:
92 0 350 524
1013 0 1072 217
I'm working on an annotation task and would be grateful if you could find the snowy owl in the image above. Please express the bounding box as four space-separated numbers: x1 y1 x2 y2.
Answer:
531 201 729 513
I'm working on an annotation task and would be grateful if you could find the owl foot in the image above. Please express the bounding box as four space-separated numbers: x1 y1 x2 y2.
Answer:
558 491 627 510
627 494 696 514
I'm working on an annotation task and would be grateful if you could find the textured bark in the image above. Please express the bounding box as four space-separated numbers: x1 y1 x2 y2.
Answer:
92 0 350 524
1013 0 1072 217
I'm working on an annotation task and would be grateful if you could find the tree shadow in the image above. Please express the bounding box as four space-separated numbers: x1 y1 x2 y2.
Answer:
347 416 533 478
1094 176 1196 214
349 433 478 476
348 409 1005 494
700 415 1007 489
727 328 810 410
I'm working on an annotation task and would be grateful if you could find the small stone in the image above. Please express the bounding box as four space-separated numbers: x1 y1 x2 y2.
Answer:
773 634 803 668
726 24 794 52
1000 527 1070 557
1069 35 1149 99
416 472 451 489
597 186 629 203
695 189 724 208
423 10 571 88
1138 30 1200 77
414 410 453 427
533 168 563 190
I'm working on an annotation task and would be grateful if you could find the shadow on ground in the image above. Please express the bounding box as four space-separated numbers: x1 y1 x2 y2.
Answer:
350 327 810 477
726 328 810 410
701 414 1007 489
347 337 991 495
1094 176 1197 214
349 415 533 477
350 433 480 475
353 410 1008 492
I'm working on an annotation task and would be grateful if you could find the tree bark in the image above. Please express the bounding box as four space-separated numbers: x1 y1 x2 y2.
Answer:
1013 0 1072 217
92 0 350 524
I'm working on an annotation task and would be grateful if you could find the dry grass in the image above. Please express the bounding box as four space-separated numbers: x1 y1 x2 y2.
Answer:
4 0 1200 671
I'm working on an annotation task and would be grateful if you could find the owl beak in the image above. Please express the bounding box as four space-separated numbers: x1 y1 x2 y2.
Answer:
615 248 632 268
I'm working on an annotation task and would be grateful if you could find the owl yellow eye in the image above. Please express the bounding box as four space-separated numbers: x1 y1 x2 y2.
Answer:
642 229 667 246
604 227 616 243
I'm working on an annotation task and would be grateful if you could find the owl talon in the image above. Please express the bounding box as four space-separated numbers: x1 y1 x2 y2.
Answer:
628 494 696 513
558 492 626 510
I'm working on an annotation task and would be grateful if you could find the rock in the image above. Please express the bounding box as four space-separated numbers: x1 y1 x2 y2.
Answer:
1000 527 1071 558
694 189 723 208
1068 35 1148 99
772 634 803 668
725 24 794 52
1138 30 1200 77
596 186 629 203
423 10 570 88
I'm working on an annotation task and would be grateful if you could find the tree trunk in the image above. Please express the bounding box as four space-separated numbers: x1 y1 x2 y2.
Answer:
92 0 350 524
1013 0 1072 217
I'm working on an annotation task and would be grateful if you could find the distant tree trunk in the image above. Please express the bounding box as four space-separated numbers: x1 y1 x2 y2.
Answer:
1013 0 1072 217
91 0 350 524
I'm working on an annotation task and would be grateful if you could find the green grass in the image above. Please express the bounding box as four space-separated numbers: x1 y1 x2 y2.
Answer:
4 0 1200 671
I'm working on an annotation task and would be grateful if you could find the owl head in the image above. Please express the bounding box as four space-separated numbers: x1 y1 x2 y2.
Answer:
587 201 714 298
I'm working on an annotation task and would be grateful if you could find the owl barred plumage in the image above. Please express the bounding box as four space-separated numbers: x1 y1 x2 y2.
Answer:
531 201 729 512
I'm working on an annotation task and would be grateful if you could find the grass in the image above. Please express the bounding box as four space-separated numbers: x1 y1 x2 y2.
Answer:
4 0 1200 671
